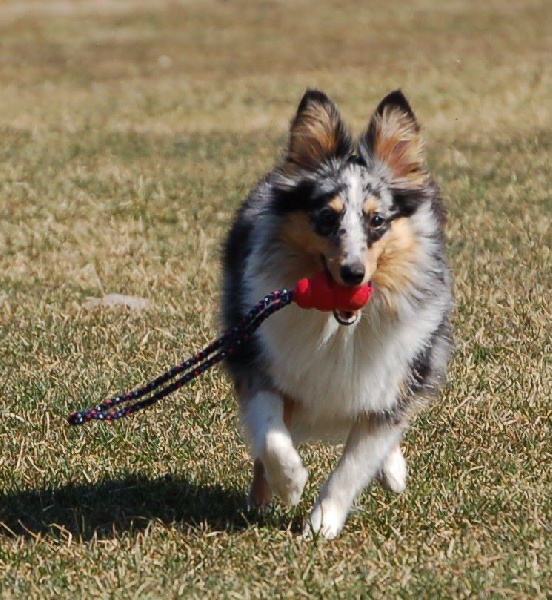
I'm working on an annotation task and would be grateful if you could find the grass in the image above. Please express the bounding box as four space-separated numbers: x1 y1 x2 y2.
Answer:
0 0 550 597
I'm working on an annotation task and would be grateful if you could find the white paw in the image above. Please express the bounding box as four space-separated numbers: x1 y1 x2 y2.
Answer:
303 500 347 540
378 445 407 494
262 432 308 506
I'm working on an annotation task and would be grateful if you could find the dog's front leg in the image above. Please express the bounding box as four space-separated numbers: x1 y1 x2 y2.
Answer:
305 418 405 539
242 391 308 507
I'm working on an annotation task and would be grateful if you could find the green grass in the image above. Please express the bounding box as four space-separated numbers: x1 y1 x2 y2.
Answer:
0 1 550 597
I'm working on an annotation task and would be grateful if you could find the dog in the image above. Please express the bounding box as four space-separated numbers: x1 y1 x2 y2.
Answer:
221 89 453 538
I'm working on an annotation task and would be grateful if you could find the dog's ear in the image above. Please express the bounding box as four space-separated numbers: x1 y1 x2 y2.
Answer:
285 90 352 171
359 90 427 189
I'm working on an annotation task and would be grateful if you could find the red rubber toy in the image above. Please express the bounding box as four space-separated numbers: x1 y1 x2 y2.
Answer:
293 271 373 312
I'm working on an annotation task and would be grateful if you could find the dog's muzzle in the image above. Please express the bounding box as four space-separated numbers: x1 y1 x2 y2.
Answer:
320 255 365 326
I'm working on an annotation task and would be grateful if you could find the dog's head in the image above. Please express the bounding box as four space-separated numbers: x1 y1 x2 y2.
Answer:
273 89 436 324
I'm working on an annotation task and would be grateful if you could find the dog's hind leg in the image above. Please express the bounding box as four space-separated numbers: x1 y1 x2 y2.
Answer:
305 418 406 539
248 458 273 509
242 391 307 506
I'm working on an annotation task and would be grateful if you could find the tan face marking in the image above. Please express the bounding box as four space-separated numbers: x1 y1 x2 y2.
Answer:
328 196 344 213
278 212 333 279
372 217 419 311
362 196 379 214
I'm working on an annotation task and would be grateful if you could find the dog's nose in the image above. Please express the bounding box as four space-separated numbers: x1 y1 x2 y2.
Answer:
340 263 366 286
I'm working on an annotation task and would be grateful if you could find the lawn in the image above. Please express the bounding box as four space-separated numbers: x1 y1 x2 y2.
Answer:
0 0 550 597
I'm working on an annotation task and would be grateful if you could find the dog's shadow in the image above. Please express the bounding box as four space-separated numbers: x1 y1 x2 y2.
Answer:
0 474 251 540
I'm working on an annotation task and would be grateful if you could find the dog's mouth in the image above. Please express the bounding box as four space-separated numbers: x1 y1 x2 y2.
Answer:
320 255 362 327
333 309 359 326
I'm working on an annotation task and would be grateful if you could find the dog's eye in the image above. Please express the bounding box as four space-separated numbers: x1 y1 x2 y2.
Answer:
370 214 385 228
315 208 340 235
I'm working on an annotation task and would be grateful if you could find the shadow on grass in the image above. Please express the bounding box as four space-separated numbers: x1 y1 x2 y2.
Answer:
0 474 250 540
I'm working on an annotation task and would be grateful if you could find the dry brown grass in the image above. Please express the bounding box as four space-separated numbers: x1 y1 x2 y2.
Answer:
0 1 550 597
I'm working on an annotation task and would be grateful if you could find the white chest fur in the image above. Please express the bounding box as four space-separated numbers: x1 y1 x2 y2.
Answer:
248 281 441 445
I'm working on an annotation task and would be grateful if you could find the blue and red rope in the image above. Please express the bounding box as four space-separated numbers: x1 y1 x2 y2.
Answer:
67 289 293 425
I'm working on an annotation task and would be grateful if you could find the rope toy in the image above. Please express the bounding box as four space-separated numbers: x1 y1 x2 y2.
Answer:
67 272 373 426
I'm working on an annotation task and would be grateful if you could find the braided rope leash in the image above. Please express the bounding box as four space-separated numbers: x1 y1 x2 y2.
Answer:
67 273 372 426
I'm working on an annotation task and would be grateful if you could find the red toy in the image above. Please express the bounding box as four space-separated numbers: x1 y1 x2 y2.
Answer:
293 271 373 312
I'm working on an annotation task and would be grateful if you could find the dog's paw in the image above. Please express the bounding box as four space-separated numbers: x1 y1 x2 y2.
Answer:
303 499 347 540
265 455 308 506
377 445 407 494
262 432 307 506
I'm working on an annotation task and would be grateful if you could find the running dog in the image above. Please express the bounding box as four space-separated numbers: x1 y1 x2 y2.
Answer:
222 89 453 538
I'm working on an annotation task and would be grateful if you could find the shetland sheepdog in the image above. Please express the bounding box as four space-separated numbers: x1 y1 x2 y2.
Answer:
222 90 453 538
